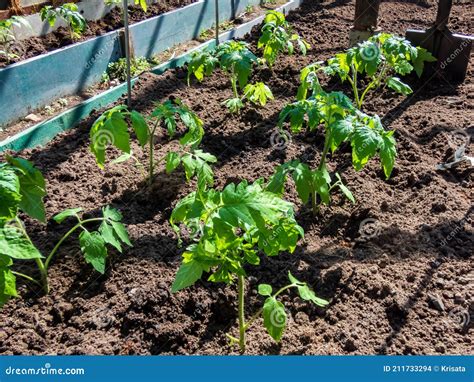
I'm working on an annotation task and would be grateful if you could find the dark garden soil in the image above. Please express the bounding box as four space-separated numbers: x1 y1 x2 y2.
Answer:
0 0 196 68
0 0 472 355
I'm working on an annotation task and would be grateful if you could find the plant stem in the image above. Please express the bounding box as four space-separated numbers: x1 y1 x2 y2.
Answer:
148 121 159 185
231 67 239 98
148 136 154 185
35 259 49 294
11 271 42 287
349 66 360 109
44 217 104 270
14 217 49 293
238 274 246 353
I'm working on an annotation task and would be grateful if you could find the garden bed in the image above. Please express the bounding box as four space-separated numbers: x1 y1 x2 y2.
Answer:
0 0 472 355
0 0 196 68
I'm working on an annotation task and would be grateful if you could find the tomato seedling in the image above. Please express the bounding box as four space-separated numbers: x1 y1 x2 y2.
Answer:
170 180 328 353
258 10 309 70
105 0 148 12
187 41 273 113
298 33 436 109
90 99 215 188
0 157 131 305
273 82 396 214
103 56 151 83
0 16 30 63
40 3 86 40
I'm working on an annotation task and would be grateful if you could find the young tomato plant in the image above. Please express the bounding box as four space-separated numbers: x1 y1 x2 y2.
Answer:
0 156 131 305
187 41 273 113
0 16 29 63
170 180 328 353
105 0 148 12
40 3 86 40
258 10 310 70
272 84 396 214
90 99 215 188
298 33 436 109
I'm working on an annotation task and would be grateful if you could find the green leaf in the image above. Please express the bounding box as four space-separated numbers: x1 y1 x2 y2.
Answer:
263 297 287 342
0 225 43 259
335 173 355 203
258 284 273 296
99 221 122 253
351 124 381 171
171 260 204 292
329 117 354 152
53 208 83 223
243 82 274 107
288 272 329 307
0 165 21 222
130 110 149 147
386 76 413 95
6 156 47 223
223 97 244 113
90 109 131 168
313 168 330 205
379 132 397 179
165 151 181 174
412 47 436 77
102 206 122 222
110 221 132 247
0 259 17 307
79 231 108 274
181 154 197 181
194 150 217 163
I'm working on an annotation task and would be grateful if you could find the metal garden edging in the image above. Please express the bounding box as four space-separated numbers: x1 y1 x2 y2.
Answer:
0 0 268 128
0 0 305 152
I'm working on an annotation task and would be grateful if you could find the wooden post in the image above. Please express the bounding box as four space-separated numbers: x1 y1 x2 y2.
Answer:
122 0 132 108
349 0 381 46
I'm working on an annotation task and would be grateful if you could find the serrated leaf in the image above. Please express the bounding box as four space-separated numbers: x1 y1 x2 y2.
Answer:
79 231 108 274
263 297 287 342
172 260 204 292
130 110 149 147
53 208 83 223
0 165 21 222
99 221 122 253
329 117 354 152
351 125 381 171
288 271 329 307
379 133 397 179
386 76 413 95
6 156 46 223
165 151 181 174
102 206 122 222
335 173 355 203
181 154 197 180
110 221 132 247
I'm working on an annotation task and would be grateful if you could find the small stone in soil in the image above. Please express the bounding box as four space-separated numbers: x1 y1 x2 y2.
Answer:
24 113 42 123
427 294 445 312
